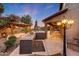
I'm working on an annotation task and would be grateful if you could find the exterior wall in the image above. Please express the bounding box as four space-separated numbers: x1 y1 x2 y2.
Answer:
47 3 79 42
54 3 79 42
63 3 79 42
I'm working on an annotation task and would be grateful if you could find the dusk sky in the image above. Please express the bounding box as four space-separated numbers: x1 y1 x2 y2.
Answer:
3 3 60 27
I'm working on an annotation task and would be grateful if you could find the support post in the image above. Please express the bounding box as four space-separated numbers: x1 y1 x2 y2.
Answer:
63 25 67 56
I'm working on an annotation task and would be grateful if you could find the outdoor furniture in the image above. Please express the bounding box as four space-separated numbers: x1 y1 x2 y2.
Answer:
35 31 47 39
32 40 45 52
20 40 32 54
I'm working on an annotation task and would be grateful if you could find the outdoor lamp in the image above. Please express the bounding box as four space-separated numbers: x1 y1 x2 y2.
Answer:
61 19 68 24
57 22 61 26
57 19 74 56
67 20 74 25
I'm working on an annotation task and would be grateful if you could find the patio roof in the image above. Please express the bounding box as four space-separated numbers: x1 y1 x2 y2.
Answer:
42 8 68 23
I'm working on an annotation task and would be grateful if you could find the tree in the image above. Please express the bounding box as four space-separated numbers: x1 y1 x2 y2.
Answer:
7 14 20 34
34 20 38 30
8 14 20 22
21 15 32 24
0 3 4 16
21 15 32 33
0 19 9 26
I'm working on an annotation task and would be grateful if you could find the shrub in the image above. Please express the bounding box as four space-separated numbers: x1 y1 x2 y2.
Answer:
22 27 31 33
4 36 16 50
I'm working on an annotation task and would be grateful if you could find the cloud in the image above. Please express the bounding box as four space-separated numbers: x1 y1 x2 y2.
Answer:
46 5 53 9
38 21 44 27
45 4 54 10
31 9 38 16
22 6 39 16
23 6 32 11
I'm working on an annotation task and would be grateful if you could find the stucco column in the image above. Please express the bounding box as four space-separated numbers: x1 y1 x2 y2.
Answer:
45 23 47 39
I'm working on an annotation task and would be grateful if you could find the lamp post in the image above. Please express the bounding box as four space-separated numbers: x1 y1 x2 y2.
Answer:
57 19 74 56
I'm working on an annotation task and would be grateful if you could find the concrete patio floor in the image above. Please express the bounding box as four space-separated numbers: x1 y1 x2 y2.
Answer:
10 40 62 56
9 31 79 56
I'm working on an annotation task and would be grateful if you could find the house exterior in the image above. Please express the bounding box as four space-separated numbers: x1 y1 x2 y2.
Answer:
42 3 79 42
60 3 79 42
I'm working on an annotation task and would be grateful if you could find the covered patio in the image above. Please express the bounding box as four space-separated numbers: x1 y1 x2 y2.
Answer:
42 8 68 40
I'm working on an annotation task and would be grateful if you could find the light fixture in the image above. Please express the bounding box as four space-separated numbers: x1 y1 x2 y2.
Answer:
68 20 74 25
61 19 68 24
57 19 74 56
57 22 61 26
